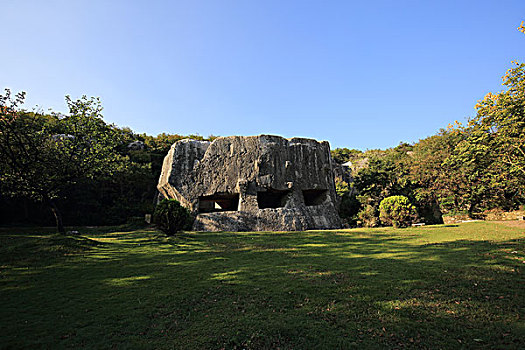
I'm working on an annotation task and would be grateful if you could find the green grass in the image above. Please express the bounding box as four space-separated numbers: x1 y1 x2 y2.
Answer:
1 222 524 349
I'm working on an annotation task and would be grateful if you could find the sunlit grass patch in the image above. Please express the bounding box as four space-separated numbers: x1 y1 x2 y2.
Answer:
106 275 152 287
211 270 243 283
1 222 524 349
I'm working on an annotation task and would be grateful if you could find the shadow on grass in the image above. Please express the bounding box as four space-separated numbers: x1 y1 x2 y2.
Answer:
1 225 524 349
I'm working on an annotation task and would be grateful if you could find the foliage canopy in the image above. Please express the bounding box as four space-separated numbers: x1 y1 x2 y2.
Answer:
0 90 134 232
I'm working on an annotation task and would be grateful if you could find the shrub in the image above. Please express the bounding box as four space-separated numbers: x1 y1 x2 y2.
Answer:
379 195 418 228
153 199 193 235
339 194 361 225
335 179 350 197
335 179 360 225
357 205 379 227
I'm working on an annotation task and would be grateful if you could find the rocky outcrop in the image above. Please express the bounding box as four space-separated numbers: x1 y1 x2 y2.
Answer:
158 135 342 231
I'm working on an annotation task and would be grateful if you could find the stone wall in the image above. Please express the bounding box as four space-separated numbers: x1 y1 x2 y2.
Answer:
442 214 472 225
483 210 525 221
442 210 525 224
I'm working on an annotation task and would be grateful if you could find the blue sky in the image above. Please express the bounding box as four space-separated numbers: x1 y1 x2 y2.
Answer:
2 0 524 150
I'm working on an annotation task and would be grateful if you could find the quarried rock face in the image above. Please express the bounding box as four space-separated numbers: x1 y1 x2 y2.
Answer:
158 135 341 231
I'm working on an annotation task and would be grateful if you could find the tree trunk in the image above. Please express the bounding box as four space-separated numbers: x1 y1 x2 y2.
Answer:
47 198 65 234
468 201 476 218
23 198 29 221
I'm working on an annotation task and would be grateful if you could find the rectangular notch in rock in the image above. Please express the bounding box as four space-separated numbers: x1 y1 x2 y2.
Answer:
257 189 290 209
302 189 327 206
198 193 239 213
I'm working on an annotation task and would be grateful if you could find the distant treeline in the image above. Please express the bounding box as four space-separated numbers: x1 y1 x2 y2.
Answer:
0 92 217 228
0 127 217 227
332 62 525 226
1 61 523 229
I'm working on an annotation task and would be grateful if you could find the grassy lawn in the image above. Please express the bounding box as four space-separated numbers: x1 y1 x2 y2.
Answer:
1 222 524 349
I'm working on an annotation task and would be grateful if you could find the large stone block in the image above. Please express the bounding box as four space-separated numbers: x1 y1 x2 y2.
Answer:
158 135 341 231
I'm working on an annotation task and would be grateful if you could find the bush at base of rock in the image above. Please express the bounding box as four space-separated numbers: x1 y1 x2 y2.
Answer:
357 205 379 227
153 199 193 235
379 195 418 228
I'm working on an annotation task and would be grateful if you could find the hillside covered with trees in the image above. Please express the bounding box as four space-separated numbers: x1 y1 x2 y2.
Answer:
332 60 524 227
1 41 523 231
0 91 216 230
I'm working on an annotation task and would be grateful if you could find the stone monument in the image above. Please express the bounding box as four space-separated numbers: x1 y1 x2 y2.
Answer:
158 135 342 231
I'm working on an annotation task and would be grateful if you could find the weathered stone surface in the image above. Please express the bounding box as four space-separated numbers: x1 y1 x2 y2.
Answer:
127 140 145 150
158 135 342 231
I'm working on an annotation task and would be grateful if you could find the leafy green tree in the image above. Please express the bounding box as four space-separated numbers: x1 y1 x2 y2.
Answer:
0 89 130 233
409 129 464 218
334 178 360 225
472 62 524 177
406 24 525 216
338 144 418 226
331 148 362 164
354 145 415 208
357 205 379 227
335 178 350 197
441 23 525 213
444 61 525 213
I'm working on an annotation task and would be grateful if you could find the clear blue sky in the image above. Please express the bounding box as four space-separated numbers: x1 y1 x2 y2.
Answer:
2 0 524 150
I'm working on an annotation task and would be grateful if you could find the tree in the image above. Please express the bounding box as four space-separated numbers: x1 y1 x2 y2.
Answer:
0 89 129 233
473 62 525 177
354 145 415 209
345 145 418 227
444 61 525 213
409 129 465 216
331 148 362 164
